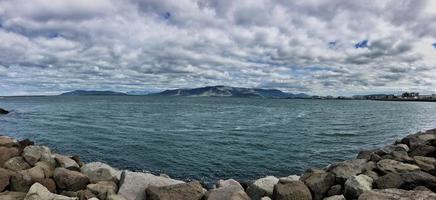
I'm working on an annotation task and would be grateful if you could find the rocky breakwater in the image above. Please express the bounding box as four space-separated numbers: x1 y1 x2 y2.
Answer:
1 129 436 200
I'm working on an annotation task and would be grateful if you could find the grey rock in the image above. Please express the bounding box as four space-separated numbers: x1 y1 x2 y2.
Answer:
374 173 403 189
54 154 80 171
0 147 20 167
0 191 27 200
207 179 249 200
81 162 120 183
53 168 89 191
376 159 420 173
300 169 335 200
4 157 31 171
22 146 53 166
246 176 279 200
272 181 312 200
323 195 345 200
358 188 436 200
0 136 17 148
0 168 13 192
146 181 205 200
279 175 300 183
327 159 367 183
399 170 436 191
24 182 78 200
414 156 436 172
326 185 342 196
344 174 373 199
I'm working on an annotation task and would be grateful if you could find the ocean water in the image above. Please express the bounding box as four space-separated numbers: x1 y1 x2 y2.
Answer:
1 96 436 184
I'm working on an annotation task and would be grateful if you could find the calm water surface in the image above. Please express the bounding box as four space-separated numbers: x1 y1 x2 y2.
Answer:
1 96 436 184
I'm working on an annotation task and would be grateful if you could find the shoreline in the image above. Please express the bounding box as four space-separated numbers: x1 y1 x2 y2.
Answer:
0 129 435 199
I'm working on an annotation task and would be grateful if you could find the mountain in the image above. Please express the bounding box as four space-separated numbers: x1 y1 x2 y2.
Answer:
152 86 310 98
60 90 127 96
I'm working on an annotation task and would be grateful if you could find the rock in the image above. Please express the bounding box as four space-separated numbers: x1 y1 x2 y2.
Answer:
323 195 345 200
358 188 436 200
0 108 9 114
409 144 436 157
300 169 335 200
279 175 300 183
376 159 420 173
379 145 407 155
117 171 184 200
414 186 432 191
356 150 374 160
246 176 279 200
22 146 53 166
107 194 128 200
34 161 55 178
0 191 27 200
326 185 342 196
396 144 410 152
24 182 78 200
26 166 45 180
81 162 120 183
414 156 436 172
53 168 89 191
87 181 118 199
374 173 403 189
0 147 20 167
10 170 34 192
70 156 84 168
0 136 17 147
399 170 436 191
363 170 378 181
344 174 373 199
18 139 34 151
261 197 272 200
54 154 80 171
0 168 13 192
146 181 204 200
390 151 413 163
77 189 97 200
4 157 31 171
327 159 367 184
88 198 99 200
207 179 249 200
37 178 56 193
370 153 382 163
272 181 312 200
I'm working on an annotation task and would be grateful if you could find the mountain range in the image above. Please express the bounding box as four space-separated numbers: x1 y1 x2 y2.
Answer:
60 86 310 98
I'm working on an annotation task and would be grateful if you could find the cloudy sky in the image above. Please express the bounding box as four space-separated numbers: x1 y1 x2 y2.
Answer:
0 0 435 96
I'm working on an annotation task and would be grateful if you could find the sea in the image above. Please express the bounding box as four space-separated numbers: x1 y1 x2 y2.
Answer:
1 96 436 184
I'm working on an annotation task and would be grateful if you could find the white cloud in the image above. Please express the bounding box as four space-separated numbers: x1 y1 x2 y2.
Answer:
0 0 435 95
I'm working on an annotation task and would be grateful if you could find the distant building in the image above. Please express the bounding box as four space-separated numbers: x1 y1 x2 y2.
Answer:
433 94 436 99
401 92 419 99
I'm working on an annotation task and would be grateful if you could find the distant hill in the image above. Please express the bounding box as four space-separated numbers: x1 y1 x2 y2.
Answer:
60 90 127 96
152 86 310 98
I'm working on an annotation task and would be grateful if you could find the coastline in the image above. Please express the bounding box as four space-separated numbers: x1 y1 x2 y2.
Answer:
0 129 436 200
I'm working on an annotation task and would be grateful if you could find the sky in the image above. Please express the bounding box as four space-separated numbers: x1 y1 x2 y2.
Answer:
0 0 435 96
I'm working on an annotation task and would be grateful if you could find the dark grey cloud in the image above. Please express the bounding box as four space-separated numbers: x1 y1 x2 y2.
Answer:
0 0 435 96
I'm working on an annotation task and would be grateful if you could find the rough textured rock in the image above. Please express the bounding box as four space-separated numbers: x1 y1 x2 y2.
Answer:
374 173 403 189
261 197 272 200
76 189 97 200
54 154 80 171
0 191 27 200
0 136 17 147
4 157 31 171
117 171 184 200
401 131 436 149
273 181 312 200
326 185 342 196
409 144 436 157
37 178 57 193
26 166 45 180
10 170 34 192
344 174 373 199
24 182 78 200
323 195 345 200
0 168 13 192
0 147 20 167
146 181 205 200
53 168 89 191
207 179 249 200
376 159 420 173
22 146 54 166
358 188 436 200
300 169 335 200
81 162 120 183
399 170 436 191
87 181 118 199
279 175 300 183
327 159 367 183
356 150 374 160
246 176 279 200
34 161 54 178
107 194 128 200
414 156 436 172
390 151 413 163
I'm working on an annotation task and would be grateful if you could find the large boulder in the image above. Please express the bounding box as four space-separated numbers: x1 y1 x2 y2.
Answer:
107 194 128 200
54 154 80 171
22 146 54 167
401 131 436 149
0 191 27 200
399 170 436 191
87 181 118 199
374 173 403 189
0 147 20 167
246 176 279 200
409 144 436 157
0 136 17 147
300 169 335 200
0 168 13 192
10 170 34 192
344 174 373 199
24 182 78 200
273 181 312 200
323 195 345 200
376 159 420 173
279 175 300 183
4 157 31 171
207 179 250 200
81 162 120 183
327 159 367 183
53 168 89 191
117 171 184 200
390 151 413 163
34 161 54 178
358 188 436 200
414 156 436 172
146 181 205 200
